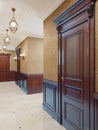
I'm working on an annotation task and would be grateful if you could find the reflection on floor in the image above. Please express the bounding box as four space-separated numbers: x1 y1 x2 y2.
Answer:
0 82 66 130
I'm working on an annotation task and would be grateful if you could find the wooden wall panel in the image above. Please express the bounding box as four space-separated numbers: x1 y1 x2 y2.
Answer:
43 79 59 121
27 74 43 94
8 71 15 81
16 73 43 94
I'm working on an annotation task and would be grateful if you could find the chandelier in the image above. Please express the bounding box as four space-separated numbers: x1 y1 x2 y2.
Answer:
3 29 10 44
9 8 18 34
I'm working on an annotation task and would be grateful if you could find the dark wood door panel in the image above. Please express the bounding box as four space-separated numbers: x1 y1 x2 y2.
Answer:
62 21 89 130
65 33 83 79
62 26 83 82
64 84 83 102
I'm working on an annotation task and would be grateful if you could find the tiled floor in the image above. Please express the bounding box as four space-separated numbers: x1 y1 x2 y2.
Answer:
0 82 66 130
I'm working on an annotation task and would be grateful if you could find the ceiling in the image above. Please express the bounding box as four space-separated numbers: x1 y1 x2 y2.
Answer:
0 0 65 50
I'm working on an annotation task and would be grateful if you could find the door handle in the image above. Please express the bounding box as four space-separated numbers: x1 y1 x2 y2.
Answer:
61 76 64 84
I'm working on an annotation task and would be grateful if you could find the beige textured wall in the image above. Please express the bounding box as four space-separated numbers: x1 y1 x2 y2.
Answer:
28 37 43 74
9 51 17 71
44 0 77 81
95 0 98 92
17 37 43 74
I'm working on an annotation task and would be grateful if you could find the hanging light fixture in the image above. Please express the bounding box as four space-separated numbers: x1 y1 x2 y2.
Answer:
2 44 6 51
4 29 10 44
9 8 18 34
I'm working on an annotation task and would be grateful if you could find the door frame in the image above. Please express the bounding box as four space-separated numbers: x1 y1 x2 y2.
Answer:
54 0 95 129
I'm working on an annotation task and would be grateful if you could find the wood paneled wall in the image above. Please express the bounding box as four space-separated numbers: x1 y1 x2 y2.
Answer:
8 71 15 81
16 73 43 94
43 79 58 121
27 74 43 94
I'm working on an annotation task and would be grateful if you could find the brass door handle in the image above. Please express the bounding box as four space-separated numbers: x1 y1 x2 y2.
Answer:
61 76 64 84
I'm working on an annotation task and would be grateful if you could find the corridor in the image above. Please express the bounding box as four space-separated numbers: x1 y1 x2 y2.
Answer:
0 82 66 130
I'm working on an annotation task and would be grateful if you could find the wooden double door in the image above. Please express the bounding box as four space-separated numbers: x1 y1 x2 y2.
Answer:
54 0 95 130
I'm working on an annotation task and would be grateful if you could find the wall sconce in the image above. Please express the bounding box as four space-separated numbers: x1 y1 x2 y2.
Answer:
20 53 25 60
13 56 17 61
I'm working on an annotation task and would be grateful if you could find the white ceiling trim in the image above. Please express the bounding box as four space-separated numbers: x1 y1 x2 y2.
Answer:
40 0 65 20
14 33 43 48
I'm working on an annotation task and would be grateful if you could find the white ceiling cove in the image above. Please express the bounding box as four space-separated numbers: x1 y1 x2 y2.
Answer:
0 0 64 50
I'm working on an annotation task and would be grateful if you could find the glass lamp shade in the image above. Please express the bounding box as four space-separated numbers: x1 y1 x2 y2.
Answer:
9 18 18 34
2 44 6 51
4 36 10 44
4 29 10 44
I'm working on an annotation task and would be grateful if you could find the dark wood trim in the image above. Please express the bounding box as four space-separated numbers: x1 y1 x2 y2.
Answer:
54 0 94 26
57 29 63 124
16 48 21 73
89 4 95 129
0 53 10 56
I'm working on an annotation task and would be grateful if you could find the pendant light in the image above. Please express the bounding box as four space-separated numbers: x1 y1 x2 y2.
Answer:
2 44 6 51
9 8 18 34
3 29 10 44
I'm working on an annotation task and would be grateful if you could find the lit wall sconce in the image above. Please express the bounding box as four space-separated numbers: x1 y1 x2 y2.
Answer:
13 56 17 61
20 53 25 60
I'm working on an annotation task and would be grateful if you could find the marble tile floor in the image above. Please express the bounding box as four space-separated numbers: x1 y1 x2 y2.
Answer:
0 82 66 130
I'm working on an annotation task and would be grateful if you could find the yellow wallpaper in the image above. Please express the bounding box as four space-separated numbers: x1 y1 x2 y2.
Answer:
44 0 77 81
16 37 43 74
95 0 98 92
9 51 17 71
28 37 43 74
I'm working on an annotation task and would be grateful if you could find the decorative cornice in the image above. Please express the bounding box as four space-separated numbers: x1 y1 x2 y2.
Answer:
40 0 65 20
87 4 94 18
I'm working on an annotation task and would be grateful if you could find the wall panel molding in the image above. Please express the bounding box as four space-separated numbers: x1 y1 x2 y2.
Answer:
43 79 59 121
16 73 43 94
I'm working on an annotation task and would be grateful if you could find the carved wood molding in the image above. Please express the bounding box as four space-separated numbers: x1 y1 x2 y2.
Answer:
56 26 63 33
87 4 94 18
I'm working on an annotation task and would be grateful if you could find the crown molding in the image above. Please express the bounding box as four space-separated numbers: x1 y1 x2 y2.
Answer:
40 0 65 20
